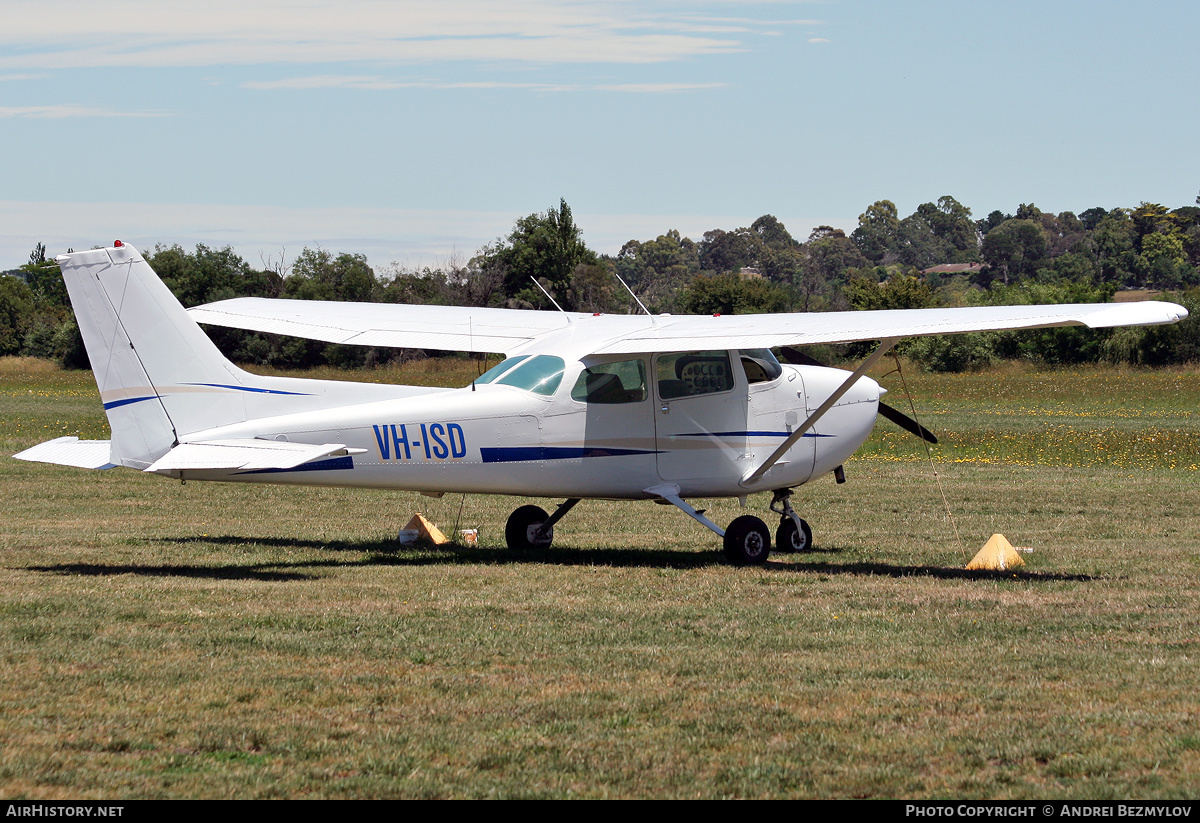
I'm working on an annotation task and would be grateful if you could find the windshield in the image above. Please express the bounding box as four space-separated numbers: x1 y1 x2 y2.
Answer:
474 355 566 397
474 356 529 386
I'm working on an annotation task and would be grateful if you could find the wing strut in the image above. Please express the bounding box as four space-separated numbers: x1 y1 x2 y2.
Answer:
742 338 901 486
643 483 726 537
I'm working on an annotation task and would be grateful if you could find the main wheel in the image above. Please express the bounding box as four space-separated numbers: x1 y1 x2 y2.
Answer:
776 516 813 553
505 505 553 550
723 515 771 566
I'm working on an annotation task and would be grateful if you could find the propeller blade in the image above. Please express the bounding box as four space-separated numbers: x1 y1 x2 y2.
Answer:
877 401 938 444
777 346 938 444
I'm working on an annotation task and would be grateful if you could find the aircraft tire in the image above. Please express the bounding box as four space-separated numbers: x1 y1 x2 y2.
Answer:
776 517 813 553
723 515 771 566
506 505 553 551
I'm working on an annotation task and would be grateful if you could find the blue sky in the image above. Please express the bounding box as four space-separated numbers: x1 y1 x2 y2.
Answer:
3 0 1197 272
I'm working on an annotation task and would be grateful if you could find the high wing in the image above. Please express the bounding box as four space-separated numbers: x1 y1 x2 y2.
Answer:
188 298 578 356
189 296 1188 356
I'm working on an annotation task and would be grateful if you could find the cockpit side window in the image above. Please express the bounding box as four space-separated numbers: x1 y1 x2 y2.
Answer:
656 350 733 399
739 348 783 384
571 359 647 404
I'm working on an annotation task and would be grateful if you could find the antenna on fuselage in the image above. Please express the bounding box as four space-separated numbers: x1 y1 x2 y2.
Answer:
612 270 652 316
530 276 569 319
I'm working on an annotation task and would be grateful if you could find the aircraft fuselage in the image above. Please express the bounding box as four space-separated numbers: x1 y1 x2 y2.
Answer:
172 358 882 500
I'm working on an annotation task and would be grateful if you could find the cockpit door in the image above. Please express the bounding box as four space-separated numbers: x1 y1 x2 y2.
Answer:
653 350 750 492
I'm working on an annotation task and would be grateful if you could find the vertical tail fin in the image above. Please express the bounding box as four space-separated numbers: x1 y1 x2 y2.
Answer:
60 242 428 470
60 244 257 467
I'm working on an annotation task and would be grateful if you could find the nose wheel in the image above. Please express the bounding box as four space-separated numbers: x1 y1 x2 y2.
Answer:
770 488 813 553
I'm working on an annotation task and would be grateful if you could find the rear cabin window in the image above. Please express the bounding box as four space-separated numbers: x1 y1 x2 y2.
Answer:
656 351 734 399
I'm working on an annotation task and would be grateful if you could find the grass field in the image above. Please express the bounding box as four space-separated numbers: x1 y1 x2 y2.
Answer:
1 356 1198 799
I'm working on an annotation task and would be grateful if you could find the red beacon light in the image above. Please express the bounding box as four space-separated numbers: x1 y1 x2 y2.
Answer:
114 240 123 247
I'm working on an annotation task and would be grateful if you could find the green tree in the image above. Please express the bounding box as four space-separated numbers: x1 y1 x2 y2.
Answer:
19 242 67 307
981 280 1115 365
913 195 978 261
748 215 803 282
482 199 598 308
1079 207 1108 231
1102 287 1200 365
570 263 628 314
980 219 1049 284
285 248 377 302
679 272 793 315
148 244 282 307
1131 203 1178 249
798 227 868 311
611 229 701 312
698 228 759 273
750 214 796 248
895 213 952 269
851 200 901 263
0 275 34 356
843 272 939 312
976 209 1011 236
1085 210 1138 286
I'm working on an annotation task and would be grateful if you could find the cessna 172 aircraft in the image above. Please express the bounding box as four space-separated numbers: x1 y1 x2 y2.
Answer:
14 243 1189 565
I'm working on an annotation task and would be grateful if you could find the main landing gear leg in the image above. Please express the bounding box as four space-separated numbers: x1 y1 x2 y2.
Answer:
645 483 776 566
770 488 812 553
505 498 580 551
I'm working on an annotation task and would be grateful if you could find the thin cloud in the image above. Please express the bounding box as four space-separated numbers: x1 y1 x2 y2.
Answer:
0 1 761 70
0 105 171 118
243 75 726 93
242 75 403 91
594 82 727 93
670 15 821 34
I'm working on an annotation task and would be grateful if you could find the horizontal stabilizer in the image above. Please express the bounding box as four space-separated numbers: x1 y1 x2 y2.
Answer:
13 437 117 470
145 439 365 473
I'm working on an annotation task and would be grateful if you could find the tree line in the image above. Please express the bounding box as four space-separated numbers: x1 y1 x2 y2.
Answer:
3 195 1198 372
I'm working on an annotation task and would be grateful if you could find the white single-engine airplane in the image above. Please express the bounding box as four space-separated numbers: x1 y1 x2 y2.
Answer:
14 243 1189 564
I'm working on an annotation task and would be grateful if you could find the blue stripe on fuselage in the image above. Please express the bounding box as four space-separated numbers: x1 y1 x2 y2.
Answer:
675 430 834 438
480 447 658 464
234 456 355 475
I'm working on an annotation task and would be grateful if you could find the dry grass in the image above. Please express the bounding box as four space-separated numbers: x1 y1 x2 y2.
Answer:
0 356 62 375
1 359 1198 798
